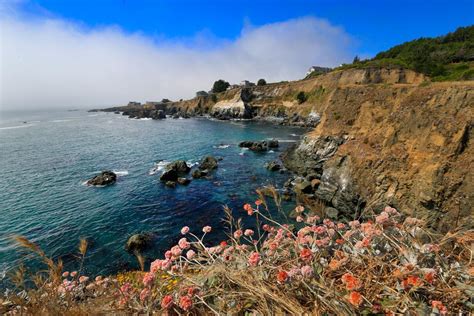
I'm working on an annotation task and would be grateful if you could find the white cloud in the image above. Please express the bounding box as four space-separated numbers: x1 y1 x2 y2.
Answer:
0 5 355 110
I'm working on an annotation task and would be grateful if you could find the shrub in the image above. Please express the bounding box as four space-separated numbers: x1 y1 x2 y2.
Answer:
296 91 307 104
336 25 474 80
212 80 230 93
257 79 267 86
2 190 472 314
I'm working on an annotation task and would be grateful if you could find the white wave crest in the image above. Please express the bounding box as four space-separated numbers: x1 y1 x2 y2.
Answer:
0 124 34 130
277 139 298 143
149 161 169 175
51 119 73 123
213 144 230 149
113 170 129 176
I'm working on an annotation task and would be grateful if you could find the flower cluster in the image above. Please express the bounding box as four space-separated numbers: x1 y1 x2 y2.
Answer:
3 201 472 315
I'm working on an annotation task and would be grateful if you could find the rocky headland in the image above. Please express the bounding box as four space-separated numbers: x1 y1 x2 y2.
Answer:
93 67 473 229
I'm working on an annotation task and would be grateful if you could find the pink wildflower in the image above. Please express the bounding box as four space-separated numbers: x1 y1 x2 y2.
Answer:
255 199 262 206
313 225 327 235
375 211 390 224
244 229 254 237
349 220 360 229
179 295 193 311
180 226 190 235
295 205 304 213
62 271 69 278
300 265 313 278
243 203 254 215
384 206 399 216
160 259 172 270
262 224 271 231
248 251 260 266
337 223 346 230
186 249 196 260
171 245 182 257
79 276 89 283
120 282 132 294
161 295 174 309
315 237 330 247
300 248 312 262
296 216 304 222
323 218 335 228
202 226 212 233
142 272 155 287
269 241 278 250
140 288 150 302
306 215 320 224
150 259 161 273
233 229 243 239
178 237 190 250
70 271 78 277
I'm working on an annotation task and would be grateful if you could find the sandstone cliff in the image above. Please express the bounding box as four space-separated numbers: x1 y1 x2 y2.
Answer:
99 67 473 228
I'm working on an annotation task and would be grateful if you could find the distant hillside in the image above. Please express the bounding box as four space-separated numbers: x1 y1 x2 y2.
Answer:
335 25 474 81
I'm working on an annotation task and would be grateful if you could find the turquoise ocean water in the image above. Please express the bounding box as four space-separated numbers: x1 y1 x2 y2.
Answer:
0 110 305 279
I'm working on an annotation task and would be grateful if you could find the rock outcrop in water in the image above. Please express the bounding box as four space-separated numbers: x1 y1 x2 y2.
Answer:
125 233 153 253
160 160 191 183
86 171 117 186
239 139 279 152
199 156 218 171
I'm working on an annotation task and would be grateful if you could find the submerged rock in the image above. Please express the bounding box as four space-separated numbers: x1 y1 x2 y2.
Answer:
265 161 281 171
177 177 191 185
165 181 176 188
87 171 117 186
192 169 208 179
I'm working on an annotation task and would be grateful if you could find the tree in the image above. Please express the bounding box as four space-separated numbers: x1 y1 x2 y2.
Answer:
352 55 360 64
212 80 230 93
257 79 267 86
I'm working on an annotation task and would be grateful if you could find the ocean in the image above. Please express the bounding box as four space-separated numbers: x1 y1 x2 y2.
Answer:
0 110 306 279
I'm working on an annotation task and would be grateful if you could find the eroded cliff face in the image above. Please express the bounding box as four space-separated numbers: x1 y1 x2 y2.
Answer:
282 80 473 230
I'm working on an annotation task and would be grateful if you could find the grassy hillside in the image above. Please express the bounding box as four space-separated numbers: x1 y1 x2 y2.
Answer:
333 25 474 81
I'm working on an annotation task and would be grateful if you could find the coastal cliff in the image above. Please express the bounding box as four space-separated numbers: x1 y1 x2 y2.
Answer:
98 67 473 227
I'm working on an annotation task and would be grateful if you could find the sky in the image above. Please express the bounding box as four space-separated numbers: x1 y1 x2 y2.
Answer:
0 0 472 111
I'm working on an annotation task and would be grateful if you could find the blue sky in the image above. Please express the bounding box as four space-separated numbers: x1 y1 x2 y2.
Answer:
17 0 474 56
1 0 472 109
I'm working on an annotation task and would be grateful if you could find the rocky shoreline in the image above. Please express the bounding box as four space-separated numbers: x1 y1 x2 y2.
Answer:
91 67 474 229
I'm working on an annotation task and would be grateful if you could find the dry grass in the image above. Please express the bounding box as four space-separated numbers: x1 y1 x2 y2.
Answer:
1 191 473 315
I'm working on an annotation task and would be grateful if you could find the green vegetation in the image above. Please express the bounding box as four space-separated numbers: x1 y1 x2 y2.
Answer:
257 78 267 86
212 79 230 93
2 194 472 314
295 91 307 104
336 25 474 81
